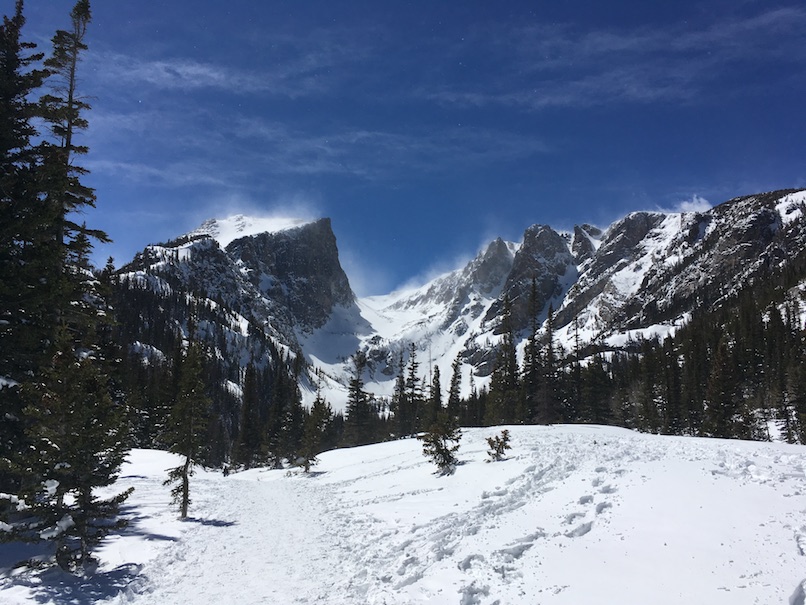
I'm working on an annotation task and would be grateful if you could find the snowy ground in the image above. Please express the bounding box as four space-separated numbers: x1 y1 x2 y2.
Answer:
2 425 806 604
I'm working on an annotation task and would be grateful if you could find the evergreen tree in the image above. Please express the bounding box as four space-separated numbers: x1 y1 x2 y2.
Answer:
164 339 211 519
446 355 462 424
424 365 442 429
391 351 410 437
0 1 132 572
486 295 519 425
486 429 512 462
405 343 423 432
342 351 372 446
536 306 562 424
418 411 461 475
0 0 49 500
299 388 333 472
580 353 612 425
233 362 262 469
521 278 542 422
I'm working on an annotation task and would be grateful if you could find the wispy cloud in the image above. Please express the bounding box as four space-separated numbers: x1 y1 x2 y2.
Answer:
85 158 233 188
86 102 550 187
228 118 550 179
87 26 373 99
420 6 806 110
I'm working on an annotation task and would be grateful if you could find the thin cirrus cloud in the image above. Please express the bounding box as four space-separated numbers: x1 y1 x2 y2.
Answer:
419 7 806 111
88 50 349 99
228 119 551 179
87 104 550 185
87 26 374 99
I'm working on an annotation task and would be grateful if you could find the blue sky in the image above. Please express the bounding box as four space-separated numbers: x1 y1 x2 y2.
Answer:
15 0 806 295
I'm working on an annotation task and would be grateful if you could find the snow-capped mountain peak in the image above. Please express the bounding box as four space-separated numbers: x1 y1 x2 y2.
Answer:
187 215 312 248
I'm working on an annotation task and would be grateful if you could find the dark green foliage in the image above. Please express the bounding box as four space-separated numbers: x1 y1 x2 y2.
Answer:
299 389 334 472
0 1 49 498
163 339 211 519
424 365 442 430
0 0 131 573
233 362 262 469
342 351 373 447
418 412 462 475
486 429 511 462
16 323 132 571
446 355 462 423
486 295 520 425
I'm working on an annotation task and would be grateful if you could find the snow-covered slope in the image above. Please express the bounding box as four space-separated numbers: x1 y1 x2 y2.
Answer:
2 426 805 604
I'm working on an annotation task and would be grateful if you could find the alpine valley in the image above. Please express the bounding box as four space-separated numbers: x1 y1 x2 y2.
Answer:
110 188 806 461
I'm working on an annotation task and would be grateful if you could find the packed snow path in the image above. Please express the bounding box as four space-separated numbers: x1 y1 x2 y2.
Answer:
120 474 345 604
2 425 806 605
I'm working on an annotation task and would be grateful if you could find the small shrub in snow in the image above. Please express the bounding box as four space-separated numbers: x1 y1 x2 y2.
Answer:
486 429 511 462
418 413 461 475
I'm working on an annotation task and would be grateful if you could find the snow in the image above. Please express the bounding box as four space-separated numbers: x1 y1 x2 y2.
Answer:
3 426 806 604
0 376 19 389
187 215 312 248
776 191 806 226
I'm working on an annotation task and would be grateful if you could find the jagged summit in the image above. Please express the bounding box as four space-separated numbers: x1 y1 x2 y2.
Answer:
187 215 314 248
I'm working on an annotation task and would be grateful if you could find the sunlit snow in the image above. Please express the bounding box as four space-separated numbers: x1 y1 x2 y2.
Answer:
188 215 312 248
2 426 805 604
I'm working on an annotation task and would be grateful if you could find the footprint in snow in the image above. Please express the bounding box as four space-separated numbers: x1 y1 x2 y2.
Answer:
565 521 593 538
596 502 612 515
796 527 806 556
565 512 586 525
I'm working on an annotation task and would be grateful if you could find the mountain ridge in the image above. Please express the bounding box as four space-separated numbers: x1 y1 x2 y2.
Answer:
114 188 806 411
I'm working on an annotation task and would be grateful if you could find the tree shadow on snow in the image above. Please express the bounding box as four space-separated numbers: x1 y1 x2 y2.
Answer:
183 516 236 527
5 563 144 605
113 503 179 542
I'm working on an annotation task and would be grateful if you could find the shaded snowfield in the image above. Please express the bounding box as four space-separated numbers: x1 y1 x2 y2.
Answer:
2 425 806 604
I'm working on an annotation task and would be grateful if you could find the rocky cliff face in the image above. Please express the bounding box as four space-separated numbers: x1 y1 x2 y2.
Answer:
483 224 577 335
226 218 354 334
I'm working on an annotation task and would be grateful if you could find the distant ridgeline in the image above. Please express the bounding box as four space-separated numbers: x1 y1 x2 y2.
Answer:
110 189 806 465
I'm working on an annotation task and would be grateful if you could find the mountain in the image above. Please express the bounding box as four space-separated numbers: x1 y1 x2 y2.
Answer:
4 425 805 604
112 189 806 417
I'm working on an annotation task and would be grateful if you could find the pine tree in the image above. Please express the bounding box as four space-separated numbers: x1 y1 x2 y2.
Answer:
418 411 462 475
1 1 131 572
536 306 562 424
299 388 333 472
405 343 423 432
391 351 410 437
342 351 372 446
704 337 744 439
446 355 462 424
19 322 132 571
164 339 211 519
233 362 262 469
0 0 49 500
424 365 442 429
521 278 542 422
486 429 512 462
486 295 519 425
